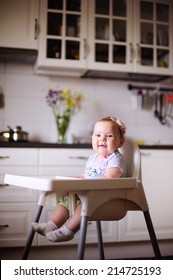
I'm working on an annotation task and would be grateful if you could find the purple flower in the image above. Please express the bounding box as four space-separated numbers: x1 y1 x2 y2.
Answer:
46 90 63 107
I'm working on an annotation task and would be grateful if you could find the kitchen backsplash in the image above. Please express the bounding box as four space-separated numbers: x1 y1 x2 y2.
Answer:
0 62 173 144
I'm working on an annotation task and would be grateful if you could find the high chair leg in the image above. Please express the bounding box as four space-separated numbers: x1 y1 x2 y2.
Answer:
22 204 43 260
96 221 105 259
143 211 162 259
77 216 88 260
21 191 47 260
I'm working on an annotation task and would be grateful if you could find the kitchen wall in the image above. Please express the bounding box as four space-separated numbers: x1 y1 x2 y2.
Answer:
0 62 173 144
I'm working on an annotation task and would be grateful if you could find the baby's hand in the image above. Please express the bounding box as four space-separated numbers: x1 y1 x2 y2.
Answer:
76 174 85 179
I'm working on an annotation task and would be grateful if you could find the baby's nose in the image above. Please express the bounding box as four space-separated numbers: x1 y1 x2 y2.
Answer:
100 135 106 141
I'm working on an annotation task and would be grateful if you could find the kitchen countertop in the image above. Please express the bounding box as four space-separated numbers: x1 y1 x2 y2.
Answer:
0 141 92 149
0 141 173 149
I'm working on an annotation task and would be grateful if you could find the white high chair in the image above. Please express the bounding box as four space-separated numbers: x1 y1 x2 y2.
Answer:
76 138 161 259
4 138 161 260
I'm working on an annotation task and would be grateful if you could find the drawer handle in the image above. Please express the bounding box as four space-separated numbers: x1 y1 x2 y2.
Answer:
0 183 9 187
69 156 88 160
141 152 151 156
0 156 10 159
0 224 9 228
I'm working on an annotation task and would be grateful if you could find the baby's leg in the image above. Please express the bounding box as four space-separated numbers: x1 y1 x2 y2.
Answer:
66 203 82 232
32 205 69 236
51 204 69 227
46 204 82 242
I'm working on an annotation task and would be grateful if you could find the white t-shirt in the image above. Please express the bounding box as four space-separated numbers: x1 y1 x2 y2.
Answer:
85 150 126 178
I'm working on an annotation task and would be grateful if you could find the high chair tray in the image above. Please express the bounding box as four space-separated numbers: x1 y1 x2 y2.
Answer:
4 174 137 192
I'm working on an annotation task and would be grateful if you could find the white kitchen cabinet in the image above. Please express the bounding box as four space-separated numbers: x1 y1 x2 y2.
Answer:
0 148 38 166
38 148 92 176
0 148 38 247
35 0 173 77
0 148 38 202
0 0 39 49
35 0 88 76
118 149 173 242
0 148 38 203
0 203 37 247
87 0 173 76
133 0 173 75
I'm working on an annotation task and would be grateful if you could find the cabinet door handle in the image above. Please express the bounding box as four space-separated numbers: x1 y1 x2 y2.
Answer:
0 224 9 228
83 39 87 59
0 156 10 159
137 43 141 64
129 43 133 63
0 183 9 187
69 156 88 160
34 18 38 40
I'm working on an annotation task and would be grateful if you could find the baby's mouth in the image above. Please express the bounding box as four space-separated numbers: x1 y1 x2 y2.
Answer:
99 144 107 148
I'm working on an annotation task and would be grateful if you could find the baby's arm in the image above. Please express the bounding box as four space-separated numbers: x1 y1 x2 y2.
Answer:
98 167 122 179
104 167 122 178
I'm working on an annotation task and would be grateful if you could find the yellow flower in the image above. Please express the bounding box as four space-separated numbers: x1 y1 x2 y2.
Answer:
66 99 77 108
63 88 71 97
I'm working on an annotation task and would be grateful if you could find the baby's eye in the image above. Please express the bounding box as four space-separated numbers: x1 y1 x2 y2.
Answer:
95 133 101 137
106 134 113 138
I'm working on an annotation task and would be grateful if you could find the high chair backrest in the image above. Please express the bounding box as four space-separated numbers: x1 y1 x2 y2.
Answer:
119 138 141 180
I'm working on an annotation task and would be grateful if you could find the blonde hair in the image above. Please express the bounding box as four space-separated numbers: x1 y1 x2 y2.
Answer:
96 116 126 138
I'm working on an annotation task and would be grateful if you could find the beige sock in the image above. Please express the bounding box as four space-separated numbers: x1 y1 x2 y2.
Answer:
32 221 57 236
46 224 74 242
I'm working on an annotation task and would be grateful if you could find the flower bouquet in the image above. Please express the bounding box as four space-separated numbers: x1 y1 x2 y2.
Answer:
46 85 83 142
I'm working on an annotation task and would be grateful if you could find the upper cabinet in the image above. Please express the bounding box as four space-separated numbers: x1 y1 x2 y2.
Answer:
36 0 87 76
87 0 133 73
87 0 173 76
0 0 39 50
134 0 172 75
0 0 172 78
35 0 173 78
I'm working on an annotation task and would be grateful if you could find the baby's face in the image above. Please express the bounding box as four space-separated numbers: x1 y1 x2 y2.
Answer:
92 121 123 157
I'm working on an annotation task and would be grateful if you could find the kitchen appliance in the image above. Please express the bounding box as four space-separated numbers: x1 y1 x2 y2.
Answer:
0 126 28 142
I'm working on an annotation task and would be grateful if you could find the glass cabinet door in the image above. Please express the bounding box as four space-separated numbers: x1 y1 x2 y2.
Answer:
37 0 87 74
156 2 169 68
46 0 82 61
139 0 170 70
88 0 131 69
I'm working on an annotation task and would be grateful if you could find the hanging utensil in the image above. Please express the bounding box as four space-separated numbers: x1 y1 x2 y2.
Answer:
154 94 159 118
159 93 166 125
164 92 173 120
137 90 143 110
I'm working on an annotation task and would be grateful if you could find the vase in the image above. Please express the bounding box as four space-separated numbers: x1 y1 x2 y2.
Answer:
55 113 71 143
